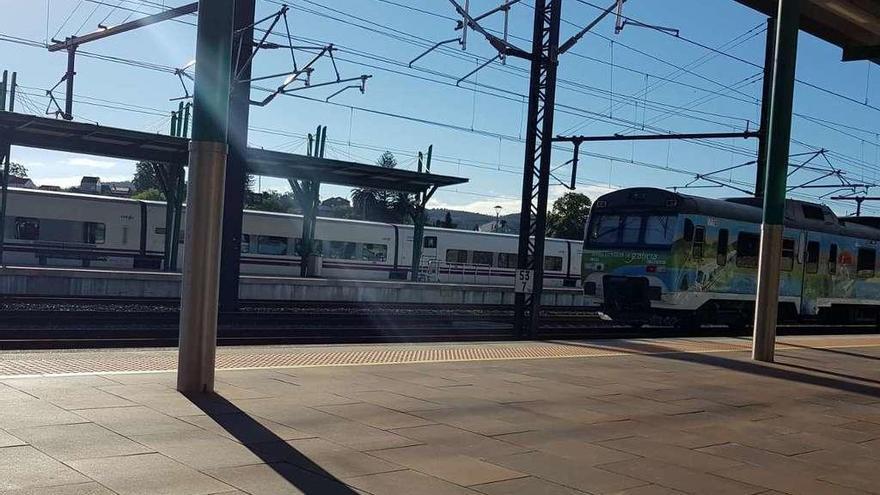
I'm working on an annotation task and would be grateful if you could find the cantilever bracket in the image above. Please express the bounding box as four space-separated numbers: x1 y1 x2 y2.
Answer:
325 75 371 102
448 0 531 60
170 60 195 101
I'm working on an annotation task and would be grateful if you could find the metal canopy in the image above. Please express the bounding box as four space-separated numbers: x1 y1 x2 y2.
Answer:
0 112 467 192
0 112 187 163
246 147 466 193
735 0 880 62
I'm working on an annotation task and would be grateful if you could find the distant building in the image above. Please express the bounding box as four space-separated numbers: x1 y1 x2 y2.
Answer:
79 176 102 194
105 185 132 197
38 185 62 191
8 176 36 189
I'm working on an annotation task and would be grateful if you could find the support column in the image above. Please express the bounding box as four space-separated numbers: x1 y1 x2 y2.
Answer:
177 0 235 393
218 0 256 312
755 16 776 198
0 71 15 266
752 0 801 362
514 0 561 338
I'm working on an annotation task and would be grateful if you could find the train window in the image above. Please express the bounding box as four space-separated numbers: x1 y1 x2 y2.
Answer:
780 239 794 272
828 244 838 275
683 219 695 242
472 251 493 266
423 236 437 248
644 215 676 245
589 215 621 244
621 216 642 243
15 218 39 240
802 204 825 221
325 241 357 260
241 234 250 254
544 256 563 271
716 229 729 266
857 248 876 277
122 226 129 245
83 222 105 244
498 253 518 268
446 249 468 263
781 239 795 271
692 227 705 259
256 235 289 255
805 241 820 274
361 243 387 262
735 232 759 268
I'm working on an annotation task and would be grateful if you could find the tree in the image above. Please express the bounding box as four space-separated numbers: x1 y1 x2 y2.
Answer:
435 211 457 229
321 197 350 209
350 151 411 223
7 162 28 178
546 192 592 240
131 188 164 201
246 190 296 213
131 162 163 192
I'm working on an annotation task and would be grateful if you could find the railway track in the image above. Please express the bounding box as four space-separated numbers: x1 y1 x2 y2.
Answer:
1 297 876 350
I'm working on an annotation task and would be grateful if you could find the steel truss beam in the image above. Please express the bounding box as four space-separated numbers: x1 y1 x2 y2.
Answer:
46 3 197 120
514 0 562 338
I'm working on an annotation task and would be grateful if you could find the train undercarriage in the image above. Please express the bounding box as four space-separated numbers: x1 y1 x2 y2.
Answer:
598 276 880 330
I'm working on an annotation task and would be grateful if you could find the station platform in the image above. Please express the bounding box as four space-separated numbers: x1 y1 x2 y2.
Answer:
1 335 879 494
0 266 585 306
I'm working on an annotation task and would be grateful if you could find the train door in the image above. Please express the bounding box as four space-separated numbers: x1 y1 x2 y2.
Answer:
683 217 708 289
799 232 825 316
422 234 438 262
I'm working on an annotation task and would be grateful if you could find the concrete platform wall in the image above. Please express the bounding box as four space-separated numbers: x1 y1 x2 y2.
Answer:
0 266 585 306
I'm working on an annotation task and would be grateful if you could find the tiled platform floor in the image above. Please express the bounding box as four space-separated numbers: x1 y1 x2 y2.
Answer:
0 335 879 494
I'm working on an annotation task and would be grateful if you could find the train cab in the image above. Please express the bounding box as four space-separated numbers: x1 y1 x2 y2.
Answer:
582 188 687 323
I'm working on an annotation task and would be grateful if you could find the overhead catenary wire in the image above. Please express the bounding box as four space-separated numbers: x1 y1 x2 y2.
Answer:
12 0 880 211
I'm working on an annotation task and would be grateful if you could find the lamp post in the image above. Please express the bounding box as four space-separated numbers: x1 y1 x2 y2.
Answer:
494 205 503 231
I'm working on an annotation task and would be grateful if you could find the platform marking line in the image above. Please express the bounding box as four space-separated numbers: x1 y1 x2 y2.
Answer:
0 337 879 378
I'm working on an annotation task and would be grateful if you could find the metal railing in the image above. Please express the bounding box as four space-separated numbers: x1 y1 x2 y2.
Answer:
421 259 496 284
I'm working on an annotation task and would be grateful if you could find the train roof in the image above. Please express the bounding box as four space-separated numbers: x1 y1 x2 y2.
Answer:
593 187 880 241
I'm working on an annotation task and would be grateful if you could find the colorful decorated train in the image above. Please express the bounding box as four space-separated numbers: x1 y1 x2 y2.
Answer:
582 188 880 327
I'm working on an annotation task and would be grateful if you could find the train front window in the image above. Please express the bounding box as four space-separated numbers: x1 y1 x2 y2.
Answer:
621 216 642 243
644 216 676 245
589 215 621 245
589 214 675 246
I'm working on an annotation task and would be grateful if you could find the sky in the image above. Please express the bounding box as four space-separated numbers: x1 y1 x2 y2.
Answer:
1 0 878 217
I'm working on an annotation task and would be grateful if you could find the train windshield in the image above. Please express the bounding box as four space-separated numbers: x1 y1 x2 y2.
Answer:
587 214 677 247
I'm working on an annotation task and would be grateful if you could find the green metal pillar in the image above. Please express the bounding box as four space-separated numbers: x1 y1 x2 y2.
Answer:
0 71 15 266
755 16 776 198
293 126 324 277
752 0 801 363
410 145 433 282
177 0 235 394
169 103 190 272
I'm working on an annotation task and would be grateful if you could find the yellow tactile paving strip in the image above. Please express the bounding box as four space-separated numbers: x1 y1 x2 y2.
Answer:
1 335 879 377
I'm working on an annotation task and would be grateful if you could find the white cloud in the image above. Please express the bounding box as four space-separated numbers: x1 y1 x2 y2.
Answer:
431 184 618 214
66 158 117 169
34 175 130 188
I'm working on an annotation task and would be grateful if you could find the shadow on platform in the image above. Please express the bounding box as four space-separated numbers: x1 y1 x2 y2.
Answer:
545 339 880 399
187 393 359 495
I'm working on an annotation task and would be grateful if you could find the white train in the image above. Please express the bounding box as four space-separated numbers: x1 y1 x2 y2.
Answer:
1 188 583 287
